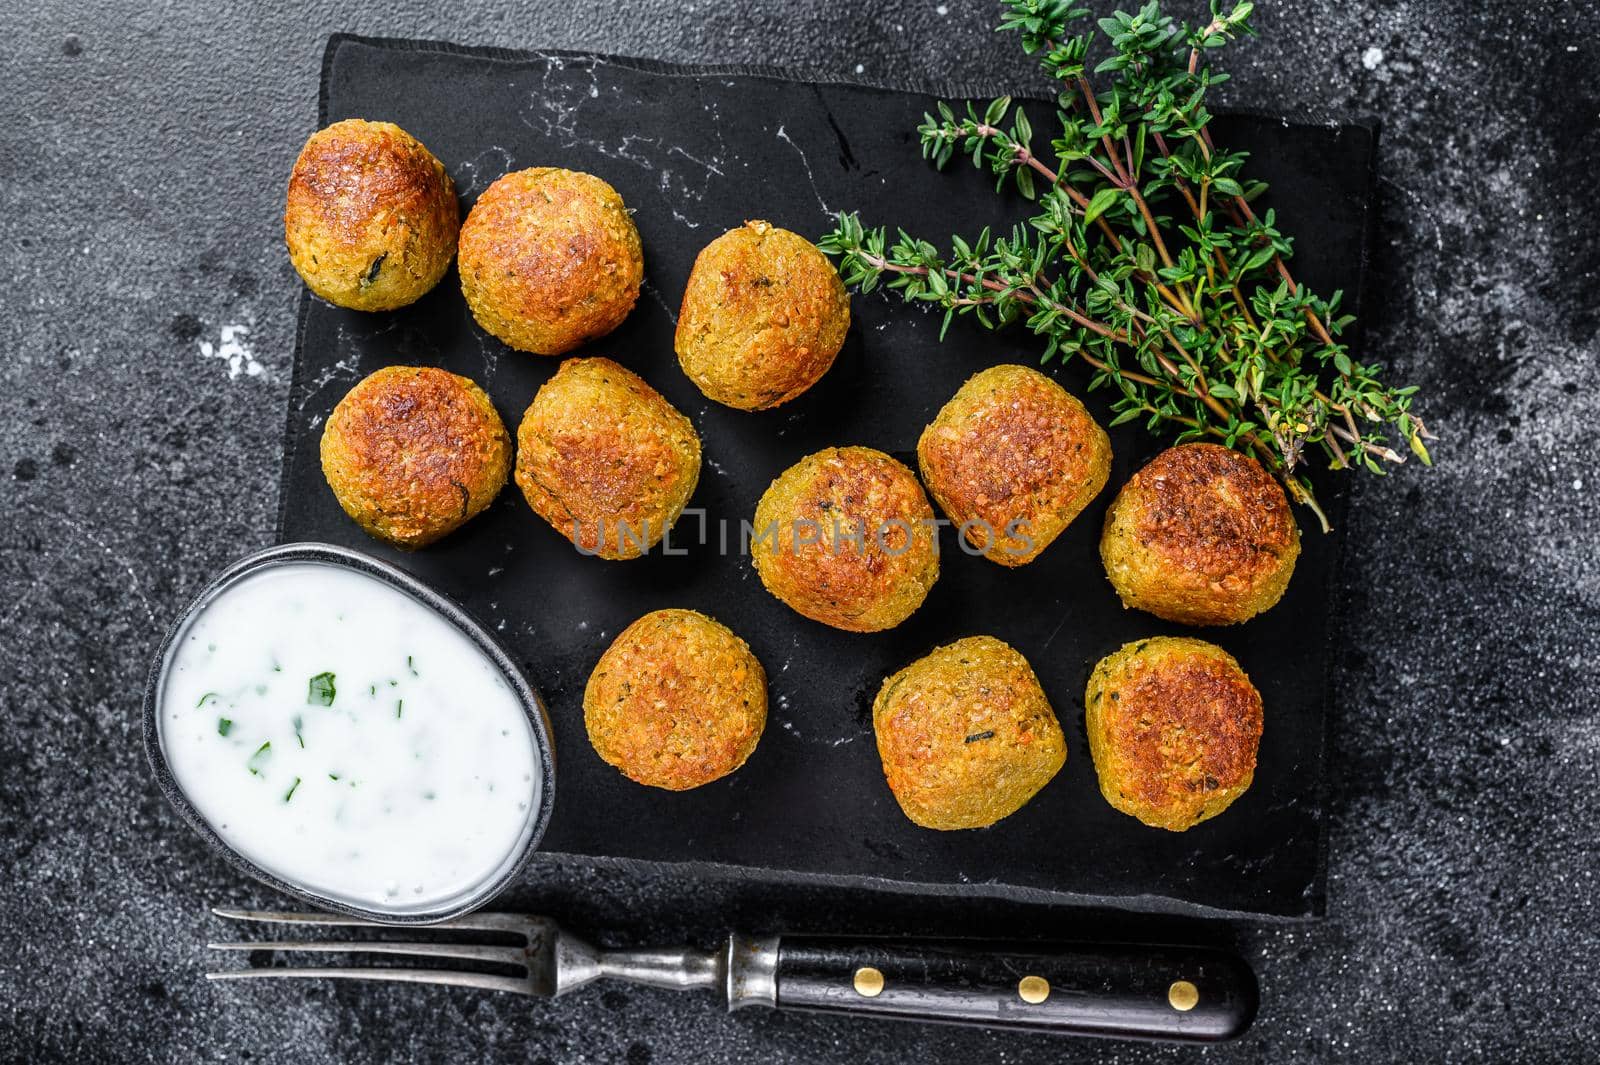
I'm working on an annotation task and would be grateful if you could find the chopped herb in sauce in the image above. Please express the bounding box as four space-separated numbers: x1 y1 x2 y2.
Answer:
283 777 301 802
395 699 403 719
247 741 272 775
293 714 305 748
407 655 418 676
307 672 337 706
196 692 219 708
328 773 341 781
217 717 233 737
964 729 996 744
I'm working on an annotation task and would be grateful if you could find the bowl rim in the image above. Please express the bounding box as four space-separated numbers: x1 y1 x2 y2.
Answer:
141 540 557 925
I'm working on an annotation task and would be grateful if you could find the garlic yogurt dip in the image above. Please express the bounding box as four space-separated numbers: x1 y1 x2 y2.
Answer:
157 560 542 915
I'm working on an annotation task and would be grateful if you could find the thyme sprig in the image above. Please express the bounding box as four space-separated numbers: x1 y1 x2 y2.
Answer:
819 0 1434 530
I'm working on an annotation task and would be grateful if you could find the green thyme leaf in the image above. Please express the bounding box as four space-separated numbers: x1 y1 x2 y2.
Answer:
1083 186 1120 224
307 672 336 706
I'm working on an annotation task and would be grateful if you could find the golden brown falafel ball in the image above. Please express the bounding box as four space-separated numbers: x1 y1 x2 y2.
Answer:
320 366 511 549
674 221 851 410
751 446 939 632
873 636 1066 830
458 168 643 355
584 609 767 790
285 119 460 312
1099 443 1300 626
918 364 1111 567
1085 636 1262 831
514 357 700 560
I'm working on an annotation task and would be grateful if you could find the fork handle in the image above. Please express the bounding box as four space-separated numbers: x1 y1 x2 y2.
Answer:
768 937 1256 1042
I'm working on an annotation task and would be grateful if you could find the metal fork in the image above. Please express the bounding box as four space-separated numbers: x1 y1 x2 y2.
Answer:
207 908 770 1001
206 907 1257 1041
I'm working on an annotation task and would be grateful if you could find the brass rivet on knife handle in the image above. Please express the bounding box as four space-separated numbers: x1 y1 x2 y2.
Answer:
1017 975 1051 1004
1168 979 1200 1011
852 966 884 997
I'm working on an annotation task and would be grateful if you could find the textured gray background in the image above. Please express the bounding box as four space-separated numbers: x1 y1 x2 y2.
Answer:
2 0 1597 1061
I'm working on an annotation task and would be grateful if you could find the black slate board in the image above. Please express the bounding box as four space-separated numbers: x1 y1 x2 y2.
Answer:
279 34 1376 919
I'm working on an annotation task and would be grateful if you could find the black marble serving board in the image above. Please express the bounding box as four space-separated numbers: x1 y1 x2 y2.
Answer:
278 34 1375 919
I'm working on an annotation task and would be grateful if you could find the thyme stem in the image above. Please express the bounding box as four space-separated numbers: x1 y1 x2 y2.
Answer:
821 0 1436 527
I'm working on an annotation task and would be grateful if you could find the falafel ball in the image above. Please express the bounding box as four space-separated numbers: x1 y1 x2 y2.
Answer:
320 366 511 549
458 168 643 355
514 357 700 560
674 220 851 410
918 364 1111 567
285 119 460 312
1084 636 1262 831
873 636 1066 830
751 446 939 632
1100 443 1300 626
584 609 767 790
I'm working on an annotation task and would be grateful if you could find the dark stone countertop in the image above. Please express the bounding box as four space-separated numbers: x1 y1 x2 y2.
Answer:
2 0 1596 1061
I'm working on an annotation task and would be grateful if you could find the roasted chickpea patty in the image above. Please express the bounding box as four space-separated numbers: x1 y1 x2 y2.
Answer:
459 168 643 355
675 220 851 410
1100 443 1300 626
285 119 459 312
873 636 1066 830
1085 636 1262 831
919 364 1111 566
584 609 767 790
320 366 511 549
514 357 700 560
751 446 939 632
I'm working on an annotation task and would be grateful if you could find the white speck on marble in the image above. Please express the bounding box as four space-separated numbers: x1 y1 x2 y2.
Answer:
775 125 832 216
1361 46 1385 70
639 279 681 323
452 144 515 197
198 323 264 380
295 352 361 409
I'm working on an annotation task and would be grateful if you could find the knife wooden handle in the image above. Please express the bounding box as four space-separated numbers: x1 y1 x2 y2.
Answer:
771 937 1256 1042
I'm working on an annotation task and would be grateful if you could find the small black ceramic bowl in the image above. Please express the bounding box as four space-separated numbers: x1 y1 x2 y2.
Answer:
142 541 557 924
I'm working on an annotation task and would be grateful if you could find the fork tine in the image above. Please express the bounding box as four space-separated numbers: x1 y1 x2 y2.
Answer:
204 967 531 995
211 908 537 934
207 940 526 966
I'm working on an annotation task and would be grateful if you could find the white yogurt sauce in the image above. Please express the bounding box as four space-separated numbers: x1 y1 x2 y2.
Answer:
159 562 541 914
